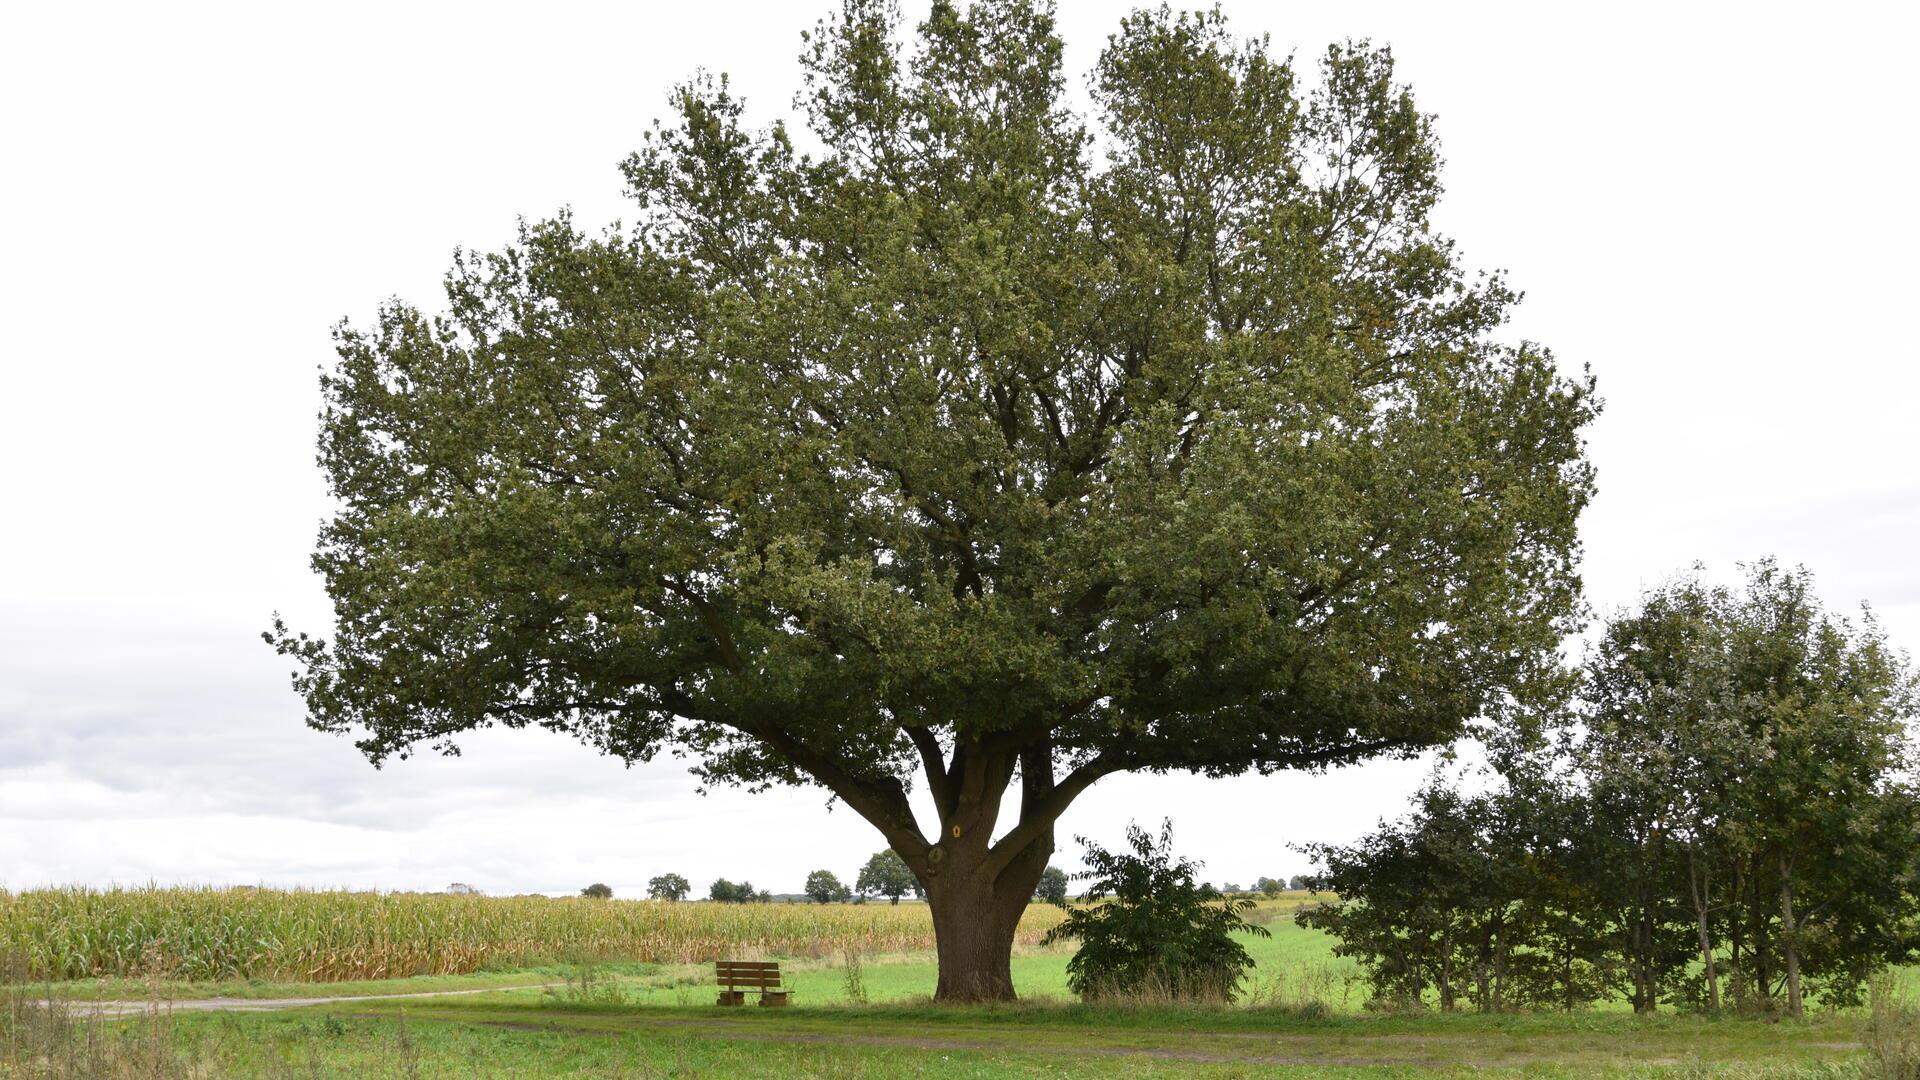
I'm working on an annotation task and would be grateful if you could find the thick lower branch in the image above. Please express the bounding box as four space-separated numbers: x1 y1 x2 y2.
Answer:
983 751 1124 879
904 725 955 820
718 715 930 858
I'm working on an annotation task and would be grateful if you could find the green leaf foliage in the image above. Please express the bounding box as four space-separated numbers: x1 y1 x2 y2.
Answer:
646 873 691 901
1303 560 1919 1015
805 869 851 904
856 849 921 904
1044 821 1268 1002
1033 866 1069 905
708 878 768 904
265 0 1597 985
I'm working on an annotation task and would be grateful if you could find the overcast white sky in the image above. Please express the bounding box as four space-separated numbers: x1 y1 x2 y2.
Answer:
3 1 1916 898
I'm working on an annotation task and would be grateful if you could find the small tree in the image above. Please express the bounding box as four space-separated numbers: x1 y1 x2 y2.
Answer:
710 878 759 903
647 873 691 901
1043 821 1269 1002
1034 866 1070 905
805 869 850 904
1257 877 1283 898
1288 875 1311 891
580 882 613 899
856 850 921 905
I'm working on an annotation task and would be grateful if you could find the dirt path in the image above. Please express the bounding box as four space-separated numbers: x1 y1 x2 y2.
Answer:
61 983 558 1018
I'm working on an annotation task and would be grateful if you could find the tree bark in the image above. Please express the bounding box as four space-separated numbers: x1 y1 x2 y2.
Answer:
1750 852 1772 1009
1778 851 1802 1017
1631 911 1655 1014
922 838 1049 1002
898 738 1061 1002
1688 847 1721 1011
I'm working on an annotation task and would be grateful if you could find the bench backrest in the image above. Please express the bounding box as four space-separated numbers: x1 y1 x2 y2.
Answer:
715 960 783 988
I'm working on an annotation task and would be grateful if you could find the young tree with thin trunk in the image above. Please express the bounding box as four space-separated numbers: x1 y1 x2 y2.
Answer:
267 0 1595 1001
1576 563 1919 1014
1582 573 1755 1012
1721 562 1917 1014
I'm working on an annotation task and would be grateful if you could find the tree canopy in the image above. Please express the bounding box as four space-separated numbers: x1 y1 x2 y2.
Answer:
857 849 921 904
269 0 1596 1000
647 873 691 901
1303 561 1918 1015
806 869 852 903
1034 866 1070 905
708 878 768 903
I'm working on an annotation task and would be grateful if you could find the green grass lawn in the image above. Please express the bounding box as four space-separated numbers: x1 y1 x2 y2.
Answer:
10 906 1909 1077
105 994 1880 1078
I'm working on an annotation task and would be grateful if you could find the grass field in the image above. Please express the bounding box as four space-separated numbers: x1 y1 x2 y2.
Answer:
6 890 1915 1077
8 979 1895 1078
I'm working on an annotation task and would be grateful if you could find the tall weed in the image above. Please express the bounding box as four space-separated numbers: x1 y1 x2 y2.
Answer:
1869 972 1920 1080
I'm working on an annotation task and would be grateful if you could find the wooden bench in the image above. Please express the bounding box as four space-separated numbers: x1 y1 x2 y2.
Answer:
714 960 791 1006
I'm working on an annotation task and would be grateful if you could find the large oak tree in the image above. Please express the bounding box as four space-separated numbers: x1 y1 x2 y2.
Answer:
269 0 1597 1000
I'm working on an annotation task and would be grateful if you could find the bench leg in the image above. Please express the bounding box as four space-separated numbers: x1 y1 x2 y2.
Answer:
716 989 746 1007
759 991 791 1007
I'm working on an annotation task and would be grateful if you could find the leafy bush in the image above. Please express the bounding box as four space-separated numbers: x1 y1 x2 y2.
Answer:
1043 821 1269 1003
580 883 613 899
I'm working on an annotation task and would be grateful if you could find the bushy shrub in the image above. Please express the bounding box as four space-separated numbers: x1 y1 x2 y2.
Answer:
1043 821 1268 1003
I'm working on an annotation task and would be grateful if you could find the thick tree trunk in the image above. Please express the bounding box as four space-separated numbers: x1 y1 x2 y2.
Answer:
922 840 1048 1002
830 737 1107 1003
906 740 1059 1003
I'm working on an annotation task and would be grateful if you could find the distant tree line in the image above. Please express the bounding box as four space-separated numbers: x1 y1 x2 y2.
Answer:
1300 562 1919 1016
708 878 773 904
582 854 1069 906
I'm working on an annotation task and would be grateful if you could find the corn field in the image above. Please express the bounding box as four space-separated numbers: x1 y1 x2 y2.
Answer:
0 887 1068 983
